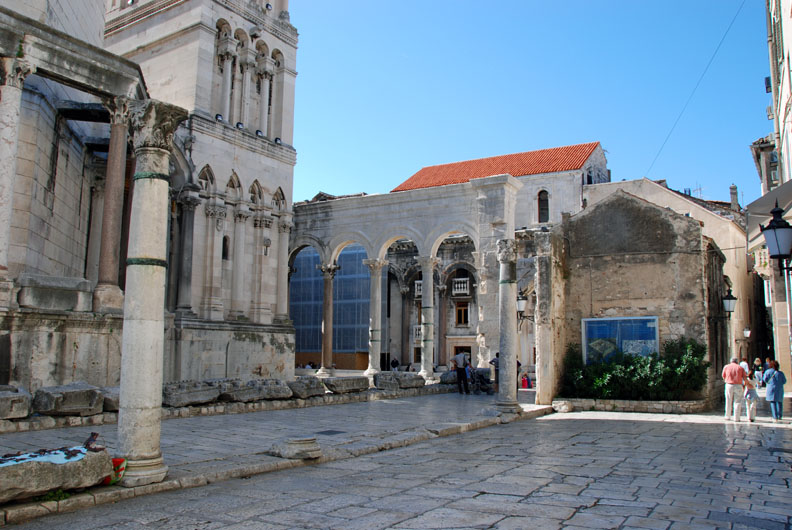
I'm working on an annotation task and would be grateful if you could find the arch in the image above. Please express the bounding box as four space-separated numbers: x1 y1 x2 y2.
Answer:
289 235 328 266
225 172 242 201
426 223 478 257
440 261 478 287
271 48 284 68
272 187 286 210
249 180 264 205
255 39 270 59
328 232 373 263
233 28 250 49
215 18 232 37
538 189 549 223
374 229 427 260
197 164 216 193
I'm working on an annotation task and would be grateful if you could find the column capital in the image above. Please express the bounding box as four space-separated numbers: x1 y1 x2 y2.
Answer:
254 215 273 229
256 56 276 78
0 57 32 88
128 99 188 152
205 204 227 219
179 195 201 212
278 220 292 233
102 95 131 125
318 263 340 279
415 256 441 270
497 238 517 264
234 207 251 222
362 258 388 274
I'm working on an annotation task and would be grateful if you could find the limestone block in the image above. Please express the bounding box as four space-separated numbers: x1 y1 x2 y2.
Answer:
257 379 293 400
0 447 112 504
212 378 292 401
286 376 325 399
322 376 370 394
439 371 457 384
17 274 92 312
100 387 120 412
33 382 104 417
396 373 426 389
373 372 399 391
552 400 573 413
269 437 322 460
161 380 220 408
0 385 32 419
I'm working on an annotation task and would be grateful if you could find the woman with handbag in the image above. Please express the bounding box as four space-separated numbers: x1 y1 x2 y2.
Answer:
763 360 787 423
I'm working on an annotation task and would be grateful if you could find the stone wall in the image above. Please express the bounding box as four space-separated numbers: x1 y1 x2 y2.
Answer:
553 397 717 414
561 191 710 351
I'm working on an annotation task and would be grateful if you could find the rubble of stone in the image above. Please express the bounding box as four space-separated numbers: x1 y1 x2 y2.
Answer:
0 446 112 504
439 371 457 384
211 378 293 402
269 437 322 460
32 382 104 416
287 376 326 399
161 380 221 408
322 376 370 394
396 372 426 388
373 372 400 390
0 385 32 420
100 387 120 412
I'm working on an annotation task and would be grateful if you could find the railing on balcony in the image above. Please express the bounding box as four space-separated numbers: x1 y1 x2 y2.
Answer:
414 280 422 298
412 324 422 345
452 278 469 296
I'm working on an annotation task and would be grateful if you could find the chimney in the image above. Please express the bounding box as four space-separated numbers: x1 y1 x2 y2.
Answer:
729 184 739 211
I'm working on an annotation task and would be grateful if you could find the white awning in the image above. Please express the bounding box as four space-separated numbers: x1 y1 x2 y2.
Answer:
746 179 792 251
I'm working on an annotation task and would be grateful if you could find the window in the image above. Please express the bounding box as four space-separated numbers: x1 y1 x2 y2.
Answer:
222 236 230 260
455 302 469 326
538 190 549 223
582 317 658 364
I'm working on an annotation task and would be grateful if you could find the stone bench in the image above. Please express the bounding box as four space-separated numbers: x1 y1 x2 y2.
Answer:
33 382 104 417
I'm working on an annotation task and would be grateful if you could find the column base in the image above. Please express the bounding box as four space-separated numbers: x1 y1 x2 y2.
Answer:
418 368 434 380
93 284 124 314
272 314 292 325
119 455 168 488
315 366 334 378
363 366 379 376
495 400 521 414
174 307 197 319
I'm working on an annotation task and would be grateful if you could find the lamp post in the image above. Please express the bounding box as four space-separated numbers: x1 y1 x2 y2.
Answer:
722 289 737 315
516 291 528 331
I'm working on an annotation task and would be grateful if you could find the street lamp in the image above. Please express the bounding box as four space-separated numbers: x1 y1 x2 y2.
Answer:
743 327 751 339
516 291 530 330
722 289 737 315
760 200 792 270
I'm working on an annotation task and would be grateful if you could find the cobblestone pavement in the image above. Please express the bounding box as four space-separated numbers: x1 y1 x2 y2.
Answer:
10 397 792 530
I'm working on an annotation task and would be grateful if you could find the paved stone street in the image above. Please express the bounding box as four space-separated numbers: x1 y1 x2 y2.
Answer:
6 393 792 530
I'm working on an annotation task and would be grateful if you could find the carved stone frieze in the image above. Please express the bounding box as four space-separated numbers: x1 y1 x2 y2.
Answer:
101 95 130 125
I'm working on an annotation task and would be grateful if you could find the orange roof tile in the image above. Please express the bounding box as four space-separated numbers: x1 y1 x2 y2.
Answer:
391 142 601 192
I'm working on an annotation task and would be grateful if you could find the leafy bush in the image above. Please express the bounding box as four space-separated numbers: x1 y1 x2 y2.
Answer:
560 338 710 400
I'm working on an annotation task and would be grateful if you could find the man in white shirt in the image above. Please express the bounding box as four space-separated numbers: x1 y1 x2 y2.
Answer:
740 357 750 375
453 351 470 395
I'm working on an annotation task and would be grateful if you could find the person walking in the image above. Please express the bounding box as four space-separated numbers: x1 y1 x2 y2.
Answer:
453 351 470 395
763 360 787 423
722 357 747 421
744 370 758 422
753 357 764 388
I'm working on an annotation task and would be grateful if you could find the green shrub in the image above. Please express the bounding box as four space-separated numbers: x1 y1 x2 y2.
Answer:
560 338 710 401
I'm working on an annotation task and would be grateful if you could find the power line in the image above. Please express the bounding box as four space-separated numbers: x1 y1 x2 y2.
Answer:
644 0 748 178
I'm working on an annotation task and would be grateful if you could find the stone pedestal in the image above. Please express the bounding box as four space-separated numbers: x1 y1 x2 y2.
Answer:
118 99 187 488
496 239 520 414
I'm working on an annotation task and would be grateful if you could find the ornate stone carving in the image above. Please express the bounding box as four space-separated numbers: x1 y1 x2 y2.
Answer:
234 209 251 222
262 237 272 248
497 239 517 264
128 99 188 152
318 263 340 279
0 57 32 89
205 205 227 219
101 96 130 125
278 220 292 234
362 258 388 274
254 215 273 229
415 256 441 270
179 196 201 212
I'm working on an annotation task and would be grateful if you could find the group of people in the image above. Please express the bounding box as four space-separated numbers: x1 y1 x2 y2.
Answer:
722 356 787 423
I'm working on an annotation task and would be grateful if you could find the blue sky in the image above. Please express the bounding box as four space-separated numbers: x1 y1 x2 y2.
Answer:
290 1 770 207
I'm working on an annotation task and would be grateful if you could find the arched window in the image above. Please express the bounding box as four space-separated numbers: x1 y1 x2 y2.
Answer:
222 236 230 260
538 191 549 223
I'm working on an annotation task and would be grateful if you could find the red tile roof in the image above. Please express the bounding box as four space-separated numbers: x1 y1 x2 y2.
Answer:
391 142 601 193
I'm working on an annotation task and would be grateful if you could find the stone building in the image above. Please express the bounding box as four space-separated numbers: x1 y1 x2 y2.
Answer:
0 0 298 392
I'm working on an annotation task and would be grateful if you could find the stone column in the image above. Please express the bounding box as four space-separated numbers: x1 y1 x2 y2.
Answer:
534 249 554 405
239 53 255 126
229 206 251 318
175 184 201 316
118 99 187 487
201 201 226 320
400 286 410 365
496 239 520 413
316 263 339 377
0 58 31 308
437 284 447 366
416 256 439 380
93 96 130 313
273 219 291 323
220 52 235 120
256 59 273 136
363 258 388 375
